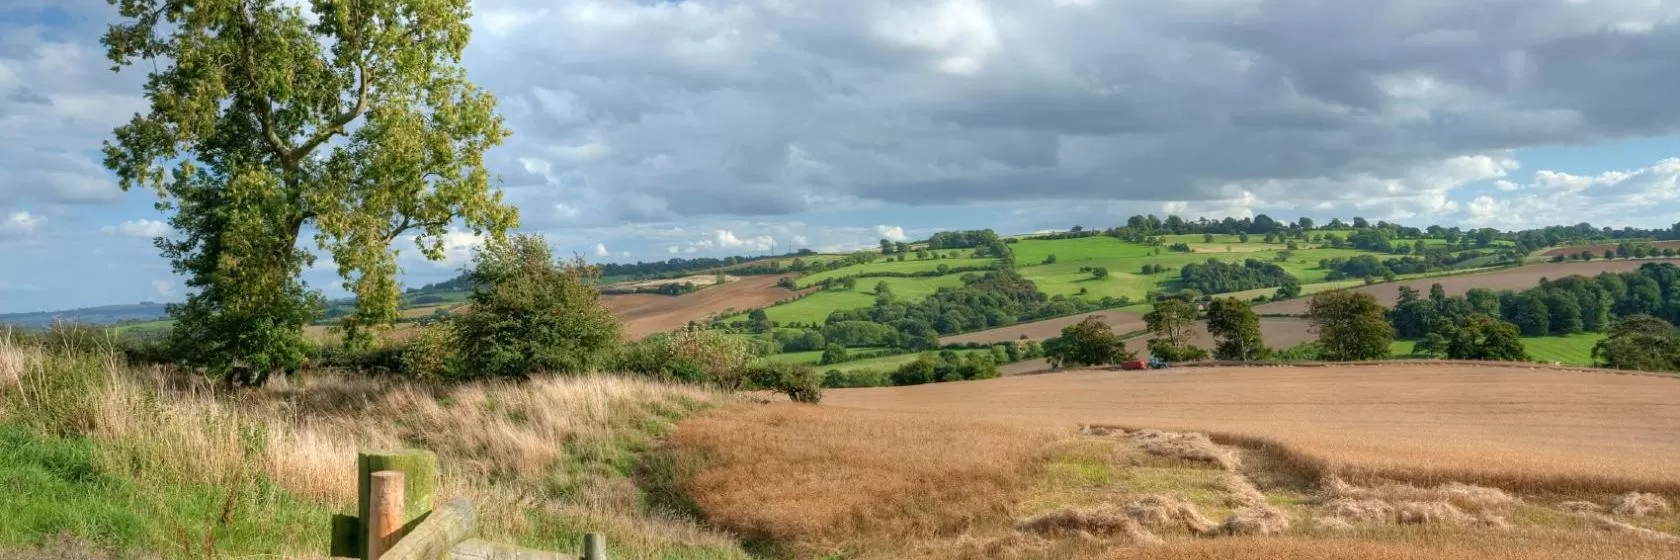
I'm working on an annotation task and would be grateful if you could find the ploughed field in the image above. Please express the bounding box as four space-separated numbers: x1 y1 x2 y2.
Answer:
602 274 805 339
1256 259 1680 315
823 364 1680 495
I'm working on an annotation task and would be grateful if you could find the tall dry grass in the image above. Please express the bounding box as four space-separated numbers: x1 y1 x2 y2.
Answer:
824 364 1680 497
0 335 750 558
664 403 1058 558
1101 529 1680 559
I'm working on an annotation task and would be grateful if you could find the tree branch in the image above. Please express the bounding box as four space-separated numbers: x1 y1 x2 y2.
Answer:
235 0 292 165
292 61 369 163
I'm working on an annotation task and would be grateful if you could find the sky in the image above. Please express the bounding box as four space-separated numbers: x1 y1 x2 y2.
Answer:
3 0 1680 313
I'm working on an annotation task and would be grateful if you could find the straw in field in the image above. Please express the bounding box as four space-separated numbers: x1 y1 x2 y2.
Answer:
1611 492 1672 517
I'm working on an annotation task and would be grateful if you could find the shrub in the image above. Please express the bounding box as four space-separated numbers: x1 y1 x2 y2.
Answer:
400 322 459 379
453 234 620 379
822 368 891 388
746 362 823 403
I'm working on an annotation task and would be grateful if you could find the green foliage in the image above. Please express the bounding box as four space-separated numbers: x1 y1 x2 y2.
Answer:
0 425 330 556
1307 291 1394 361
453 235 620 379
103 0 516 378
1273 279 1302 300
1592 315 1680 372
745 362 823 403
1206 298 1267 361
399 321 459 379
1439 314 1529 362
1144 298 1199 352
1269 342 1322 362
820 343 850 365
888 352 1000 385
1147 339 1209 362
1044 316 1134 367
1178 258 1294 294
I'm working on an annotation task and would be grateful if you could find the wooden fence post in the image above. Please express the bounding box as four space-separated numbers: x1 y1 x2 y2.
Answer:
583 533 606 560
358 449 437 560
368 471 405 560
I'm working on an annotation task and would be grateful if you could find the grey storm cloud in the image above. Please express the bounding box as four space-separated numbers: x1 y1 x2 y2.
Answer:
464 0 1680 224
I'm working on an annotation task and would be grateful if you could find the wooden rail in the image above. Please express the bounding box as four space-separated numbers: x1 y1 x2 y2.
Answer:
332 449 607 560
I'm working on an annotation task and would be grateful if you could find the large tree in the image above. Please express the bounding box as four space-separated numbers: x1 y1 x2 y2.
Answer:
1144 298 1206 361
1206 297 1267 361
1045 316 1134 368
1307 291 1394 361
1440 314 1528 362
103 0 515 380
1593 315 1680 372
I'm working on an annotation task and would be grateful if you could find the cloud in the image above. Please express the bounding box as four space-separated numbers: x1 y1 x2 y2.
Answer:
711 229 775 251
875 225 908 242
668 245 680 254
1456 158 1680 229
455 0 1680 224
0 211 45 237
593 242 610 257
103 219 169 238
150 279 174 298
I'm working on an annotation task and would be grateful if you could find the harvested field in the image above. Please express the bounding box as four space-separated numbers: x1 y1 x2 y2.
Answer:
1543 241 1680 257
1256 259 1680 314
1126 318 1315 358
824 364 1680 496
605 273 735 290
602 274 807 339
944 311 1146 344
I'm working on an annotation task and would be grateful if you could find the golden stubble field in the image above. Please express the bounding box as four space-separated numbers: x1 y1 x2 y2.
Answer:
823 364 1680 495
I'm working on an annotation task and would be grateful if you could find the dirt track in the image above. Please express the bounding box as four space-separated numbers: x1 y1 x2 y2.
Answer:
826 363 1680 494
943 310 1146 344
604 274 807 340
1257 259 1680 315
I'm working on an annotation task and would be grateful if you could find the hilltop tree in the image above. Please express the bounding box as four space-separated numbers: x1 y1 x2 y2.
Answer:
1206 298 1267 361
1045 316 1133 367
1306 291 1393 361
103 0 516 381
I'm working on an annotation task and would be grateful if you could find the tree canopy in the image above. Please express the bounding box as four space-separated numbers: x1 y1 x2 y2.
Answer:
1206 297 1267 361
1307 291 1394 361
103 0 515 378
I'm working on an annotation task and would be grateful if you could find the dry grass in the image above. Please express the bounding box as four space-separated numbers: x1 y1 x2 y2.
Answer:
1101 529 1680 559
662 403 1056 558
824 364 1680 496
0 336 749 558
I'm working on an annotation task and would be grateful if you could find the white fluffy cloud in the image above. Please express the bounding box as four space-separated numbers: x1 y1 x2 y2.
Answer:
593 242 610 257
1460 158 1680 228
103 219 168 238
875 225 908 242
150 279 174 299
1 211 46 237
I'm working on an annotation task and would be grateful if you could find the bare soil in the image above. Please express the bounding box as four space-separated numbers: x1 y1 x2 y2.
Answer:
1256 260 1680 315
603 274 808 340
944 311 1147 344
824 363 1680 496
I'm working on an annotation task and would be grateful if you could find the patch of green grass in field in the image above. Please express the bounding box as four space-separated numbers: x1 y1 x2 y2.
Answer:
813 348 996 374
795 256 997 288
1010 236 1386 300
112 319 174 335
0 424 330 557
756 275 972 325
1390 332 1604 365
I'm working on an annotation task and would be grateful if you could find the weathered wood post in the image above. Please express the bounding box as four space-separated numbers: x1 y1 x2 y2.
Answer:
357 449 438 560
368 471 405 560
583 533 606 560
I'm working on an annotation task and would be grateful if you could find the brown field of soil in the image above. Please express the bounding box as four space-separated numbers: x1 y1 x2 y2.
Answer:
1543 240 1680 257
603 274 807 340
824 364 1680 496
1257 259 1680 315
944 311 1147 344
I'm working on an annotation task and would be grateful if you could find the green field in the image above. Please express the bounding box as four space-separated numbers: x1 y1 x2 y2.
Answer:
795 255 996 288
1389 333 1605 365
1009 236 1384 300
755 274 972 325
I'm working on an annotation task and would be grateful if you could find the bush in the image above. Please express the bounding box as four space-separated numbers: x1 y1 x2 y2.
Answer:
400 322 459 379
453 234 621 379
1147 339 1209 362
746 362 823 403
822 368 891 388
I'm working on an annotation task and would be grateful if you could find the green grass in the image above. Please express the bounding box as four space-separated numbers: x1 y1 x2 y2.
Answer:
1389 332 1606 365
813 348 996 374
794 256 997 288
1009 236 1385 300
0 424 330 557
756 275 971 325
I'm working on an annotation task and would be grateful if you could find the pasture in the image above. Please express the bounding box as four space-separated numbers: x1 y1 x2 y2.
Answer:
943 310 1147 344
794 255 994 288
1391 333 1606 365
752 274 970 325
1009 236 1412 300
